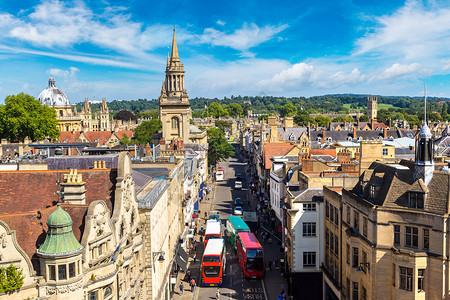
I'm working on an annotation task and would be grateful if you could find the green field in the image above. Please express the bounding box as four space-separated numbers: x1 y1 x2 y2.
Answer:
343 103 396 111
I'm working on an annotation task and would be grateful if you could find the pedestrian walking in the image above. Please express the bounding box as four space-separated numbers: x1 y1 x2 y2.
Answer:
179 282 184 295
194 226 197 236
268 237 272 245
269 258 273 270
193 253 197 263
190 279 196 291
216 287 220 300
186 269 191 282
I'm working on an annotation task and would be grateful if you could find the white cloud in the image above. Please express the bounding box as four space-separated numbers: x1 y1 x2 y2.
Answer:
196 23 288 51
355 1 450 61
443 59 450 71
216 20 226 26
373 63 422 80
46 67 79 79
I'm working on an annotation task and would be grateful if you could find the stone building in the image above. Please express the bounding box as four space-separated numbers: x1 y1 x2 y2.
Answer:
322 121 450 299
158 29 207 148
0 152 144 299
38 77 137 133
367 96 377 121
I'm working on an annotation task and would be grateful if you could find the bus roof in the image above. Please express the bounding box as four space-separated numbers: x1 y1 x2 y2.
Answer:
217 167 224 171
205 221 221 235
203 238 224 256
238 232 262 249
227 216 250 232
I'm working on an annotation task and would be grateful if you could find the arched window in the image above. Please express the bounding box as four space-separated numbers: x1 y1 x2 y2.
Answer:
104 285 113 298
171 117 180 130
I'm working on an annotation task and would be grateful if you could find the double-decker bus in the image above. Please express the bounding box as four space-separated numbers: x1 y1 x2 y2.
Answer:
205 220 221 246
201 238 226 286
216 167 225 181
236 232 264 279
226 216 250 250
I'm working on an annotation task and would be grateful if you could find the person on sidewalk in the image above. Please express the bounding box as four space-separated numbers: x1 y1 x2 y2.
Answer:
193 253 197 263
179 282 184 295
186 269 191 282
190 279 196 292
216 287 220 300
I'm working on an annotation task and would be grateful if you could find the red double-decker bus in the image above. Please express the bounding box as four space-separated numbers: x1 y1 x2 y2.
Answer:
201 238 226 286
216 167 225 181
236 232 264 279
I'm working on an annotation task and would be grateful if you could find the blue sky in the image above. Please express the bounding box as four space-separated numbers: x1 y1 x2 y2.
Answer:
0 0 449 103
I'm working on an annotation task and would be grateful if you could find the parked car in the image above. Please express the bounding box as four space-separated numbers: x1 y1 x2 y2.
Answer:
235 181 242 189
236 172 243 180
235 198 242 206
234 206 243 215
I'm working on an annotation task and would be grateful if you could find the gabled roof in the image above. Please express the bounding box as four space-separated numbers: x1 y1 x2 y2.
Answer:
277 127 307 141
59 131 82 143
115 131 133 140
82 131 114 145
262 143 295 170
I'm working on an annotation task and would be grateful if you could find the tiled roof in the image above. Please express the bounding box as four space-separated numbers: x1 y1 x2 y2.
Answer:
59 131 82 143
309 149 337 157
82 131 114 145
277 127 307 141
293 189 323 203
115 131 133 139
262 143 295 170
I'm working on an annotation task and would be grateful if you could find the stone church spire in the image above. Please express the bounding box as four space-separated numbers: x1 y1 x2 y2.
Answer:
170 28 180 63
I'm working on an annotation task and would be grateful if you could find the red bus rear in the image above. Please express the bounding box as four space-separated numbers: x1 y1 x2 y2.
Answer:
236 232 264 279
201 239 226 286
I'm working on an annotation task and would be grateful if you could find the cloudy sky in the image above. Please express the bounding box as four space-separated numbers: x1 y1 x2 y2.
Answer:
0 0 449 103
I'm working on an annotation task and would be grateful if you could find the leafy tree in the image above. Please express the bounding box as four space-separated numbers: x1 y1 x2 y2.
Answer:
207 102 229 118
0 264 24 293
258 114 269 122
278 102 297 117
215 120 232 135
294 113 315 126
332 117 344 122
135 110 158 120
132 119 162 145
225 103 243 118
315 115 331 127
115 110 137 121
120 134 134 145
207 127 234 167
442 104 448 121
0 93 59 142
359 115 369 122
344 116 354 122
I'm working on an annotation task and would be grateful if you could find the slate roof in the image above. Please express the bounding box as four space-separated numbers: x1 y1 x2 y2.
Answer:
277 127 307 141
349 161 450 215
293 189 324 203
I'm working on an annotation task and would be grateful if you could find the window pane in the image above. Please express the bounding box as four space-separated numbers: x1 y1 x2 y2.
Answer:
58 264 67 280
49 265 56 281
69 262 76 278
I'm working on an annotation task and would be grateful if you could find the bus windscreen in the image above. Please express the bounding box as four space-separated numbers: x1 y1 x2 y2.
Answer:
203 266 221 277
203 256 221 263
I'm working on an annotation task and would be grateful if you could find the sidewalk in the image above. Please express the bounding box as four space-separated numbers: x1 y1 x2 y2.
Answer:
172 183 215 300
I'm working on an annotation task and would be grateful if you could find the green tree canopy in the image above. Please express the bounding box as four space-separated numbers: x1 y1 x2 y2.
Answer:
215 120 232 135
278 102 297 117
0 264 24 293
207 102 229 118
315 115 331 127
132 119 162 145
344 116 354 122
0 93 59 142
359 115 369 122
225 103 243 118
294 113 315 126
207 127 234 167
332 117 344 122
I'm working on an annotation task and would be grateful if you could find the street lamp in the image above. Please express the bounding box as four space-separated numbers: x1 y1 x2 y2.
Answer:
153 251 165 262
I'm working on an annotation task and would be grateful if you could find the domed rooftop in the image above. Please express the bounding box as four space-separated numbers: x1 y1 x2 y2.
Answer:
38 76 70 106
419 123 432 139
37 203 83 256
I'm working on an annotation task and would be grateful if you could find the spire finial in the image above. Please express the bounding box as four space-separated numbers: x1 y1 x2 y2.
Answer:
170 27 180 62
424 84 427 125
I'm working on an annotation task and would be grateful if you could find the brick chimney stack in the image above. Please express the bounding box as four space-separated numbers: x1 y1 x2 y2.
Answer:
383 128 388 139
321 130 326 144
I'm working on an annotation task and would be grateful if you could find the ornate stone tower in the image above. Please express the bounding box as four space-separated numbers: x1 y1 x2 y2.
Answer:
80 98 92 131
414 95 434 185
367 96 377 121
159 28 192 143
99 98 110 131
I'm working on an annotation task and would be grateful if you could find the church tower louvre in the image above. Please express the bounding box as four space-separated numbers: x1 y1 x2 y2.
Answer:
159 28 192 144
414 87 434 185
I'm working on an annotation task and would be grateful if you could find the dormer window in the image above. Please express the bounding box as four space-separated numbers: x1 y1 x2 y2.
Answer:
409 192 424 209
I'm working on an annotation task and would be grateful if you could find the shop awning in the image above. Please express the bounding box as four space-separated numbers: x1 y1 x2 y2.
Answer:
175 245 189 271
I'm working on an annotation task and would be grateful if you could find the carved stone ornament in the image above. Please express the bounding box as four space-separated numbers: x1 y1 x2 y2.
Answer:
47 282 82 295
0 233 6 248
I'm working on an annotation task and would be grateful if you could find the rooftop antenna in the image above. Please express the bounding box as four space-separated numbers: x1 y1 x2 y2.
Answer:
424 84 427 125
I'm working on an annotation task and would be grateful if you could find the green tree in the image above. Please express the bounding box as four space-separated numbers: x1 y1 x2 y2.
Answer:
207 102 229 118
0 264 24 293
278 102 297 117
207 127 234 167
120 134 134 145
132 119 162 145
332 117 344 122
315 115 331 127
225 103 243 118
294 113 315 126
359 115 369 122
344 116 354 122
0 93 59 142
215 120 232 136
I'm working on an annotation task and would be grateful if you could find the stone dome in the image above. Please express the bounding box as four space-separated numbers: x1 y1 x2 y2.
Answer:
419 123 432 139
38 76 70 106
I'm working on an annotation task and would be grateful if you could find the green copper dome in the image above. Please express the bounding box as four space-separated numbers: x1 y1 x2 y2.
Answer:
38 203 83 256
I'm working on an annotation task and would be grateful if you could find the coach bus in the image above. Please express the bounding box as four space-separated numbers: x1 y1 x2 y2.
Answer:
216 167 225 181
226 216 250 250
205 220 221 246
201 238 226 286
236 232 264 279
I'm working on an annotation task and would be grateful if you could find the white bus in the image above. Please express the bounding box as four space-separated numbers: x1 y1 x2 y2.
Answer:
205 220 221 246
216 167 225 181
